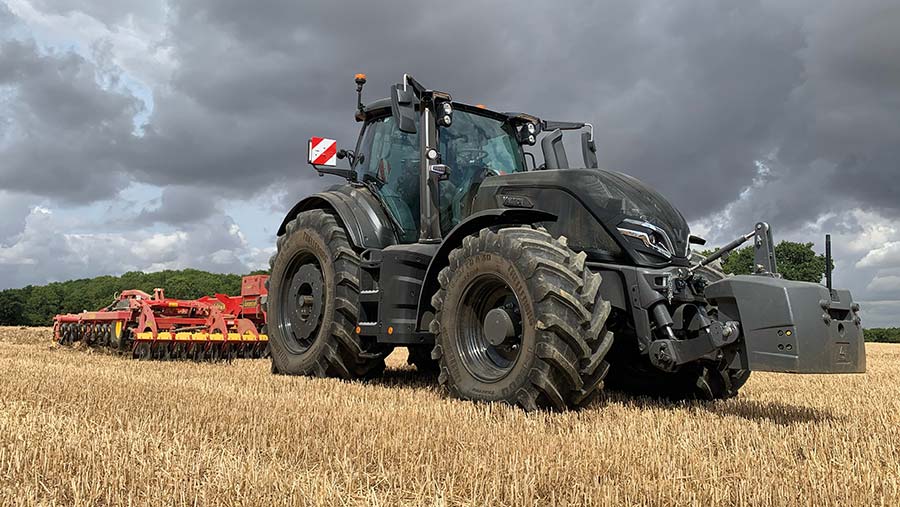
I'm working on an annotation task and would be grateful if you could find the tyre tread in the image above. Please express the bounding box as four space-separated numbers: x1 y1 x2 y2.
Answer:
432 225 614 411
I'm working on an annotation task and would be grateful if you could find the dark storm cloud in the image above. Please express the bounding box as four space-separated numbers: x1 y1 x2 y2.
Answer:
3 0 900 226
720 0 900 231
0 38 141 204
529 1 807 218
131 0 900 227
130 0 530 204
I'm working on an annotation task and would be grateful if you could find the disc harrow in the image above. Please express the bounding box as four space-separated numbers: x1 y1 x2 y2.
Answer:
53 275 269 362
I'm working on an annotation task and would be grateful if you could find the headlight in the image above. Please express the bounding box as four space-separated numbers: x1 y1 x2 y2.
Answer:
442 102 453 115
617 219 675 259
526 123 536 134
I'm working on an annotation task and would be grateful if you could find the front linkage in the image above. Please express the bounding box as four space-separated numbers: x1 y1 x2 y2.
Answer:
625 222 865 375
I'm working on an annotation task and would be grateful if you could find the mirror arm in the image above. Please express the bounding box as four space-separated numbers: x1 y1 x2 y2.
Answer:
404 74 426 97
542 120 585 131
311 164 353 179
337 149 356 165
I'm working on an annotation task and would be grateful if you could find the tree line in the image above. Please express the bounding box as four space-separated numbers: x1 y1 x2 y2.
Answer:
702 240 829 283
2 241 896 340
861 328 900 343
0 269 267 326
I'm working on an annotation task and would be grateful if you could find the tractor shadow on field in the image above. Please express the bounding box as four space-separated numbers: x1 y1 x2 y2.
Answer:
370 367 839 425
602 390 839 426
702 399 840 426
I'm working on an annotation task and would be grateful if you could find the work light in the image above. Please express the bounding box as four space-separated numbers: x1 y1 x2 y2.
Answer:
438 101 452 127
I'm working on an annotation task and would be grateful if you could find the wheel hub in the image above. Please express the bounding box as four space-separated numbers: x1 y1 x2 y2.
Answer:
298 295 316 320
287 263 324 346
455 274 524 383
484 308 517 346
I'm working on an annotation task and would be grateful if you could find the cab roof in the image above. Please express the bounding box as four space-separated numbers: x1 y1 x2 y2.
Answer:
360 98 536 125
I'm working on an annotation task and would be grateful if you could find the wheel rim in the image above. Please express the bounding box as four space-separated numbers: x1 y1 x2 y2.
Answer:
454 274 524 383
278 254 325 352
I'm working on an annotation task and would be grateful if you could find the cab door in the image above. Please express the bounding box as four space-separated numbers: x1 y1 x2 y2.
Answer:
356 115 421 243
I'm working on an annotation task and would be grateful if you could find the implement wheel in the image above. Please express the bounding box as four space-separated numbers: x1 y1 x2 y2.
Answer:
431 226 613 411
267 209 387 379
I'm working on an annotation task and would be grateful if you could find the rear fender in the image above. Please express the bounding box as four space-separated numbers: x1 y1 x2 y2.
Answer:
278 185 397 250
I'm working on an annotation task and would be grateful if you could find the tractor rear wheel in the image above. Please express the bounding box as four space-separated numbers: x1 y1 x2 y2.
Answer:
431 226 613 411
267 209 387 379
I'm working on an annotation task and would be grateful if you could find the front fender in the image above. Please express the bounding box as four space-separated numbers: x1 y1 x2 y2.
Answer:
415 208 557 331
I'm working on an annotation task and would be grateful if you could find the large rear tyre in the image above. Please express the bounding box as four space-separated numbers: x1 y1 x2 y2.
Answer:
267 210 387 379
431 226 613 412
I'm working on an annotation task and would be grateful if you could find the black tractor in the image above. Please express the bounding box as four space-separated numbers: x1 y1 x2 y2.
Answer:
266 74 865 411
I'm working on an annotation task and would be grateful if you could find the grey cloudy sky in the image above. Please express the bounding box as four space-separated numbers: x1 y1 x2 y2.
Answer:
1 0 899 325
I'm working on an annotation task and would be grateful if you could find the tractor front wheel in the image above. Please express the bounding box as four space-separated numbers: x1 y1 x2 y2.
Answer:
431 226 613 411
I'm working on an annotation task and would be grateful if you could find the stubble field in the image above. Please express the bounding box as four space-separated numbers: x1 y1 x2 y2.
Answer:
0 326 897 506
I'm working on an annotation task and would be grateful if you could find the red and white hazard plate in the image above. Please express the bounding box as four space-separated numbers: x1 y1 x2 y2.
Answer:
308 137 337 166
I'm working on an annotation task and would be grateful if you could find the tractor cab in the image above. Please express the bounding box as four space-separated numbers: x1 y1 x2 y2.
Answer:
309 74 599 247
352 100 528 241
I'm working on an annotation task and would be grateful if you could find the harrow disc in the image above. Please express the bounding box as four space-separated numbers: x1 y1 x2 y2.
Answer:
159 343 173 361
133 342 151 360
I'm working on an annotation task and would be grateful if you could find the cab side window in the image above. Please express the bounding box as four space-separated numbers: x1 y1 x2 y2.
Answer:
357 116 421 243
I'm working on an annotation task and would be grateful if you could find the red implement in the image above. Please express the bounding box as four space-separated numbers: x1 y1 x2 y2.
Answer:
53 275 269 361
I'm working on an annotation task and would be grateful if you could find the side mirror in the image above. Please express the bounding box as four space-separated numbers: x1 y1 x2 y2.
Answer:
390 84 418 134
688 235 707 246
581 132 598 168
